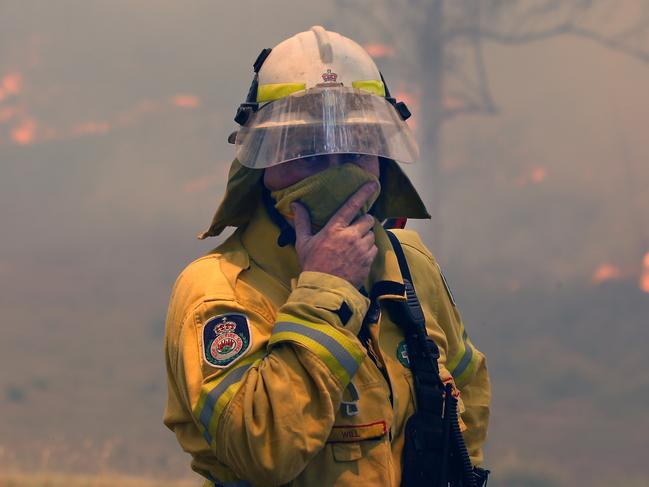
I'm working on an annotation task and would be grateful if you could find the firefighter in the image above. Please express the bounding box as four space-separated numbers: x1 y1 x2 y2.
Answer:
164 26 491 487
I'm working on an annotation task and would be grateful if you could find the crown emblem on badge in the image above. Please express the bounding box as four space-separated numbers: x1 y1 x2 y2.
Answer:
215 321 237 333
203 313 252 368
322 69 338 82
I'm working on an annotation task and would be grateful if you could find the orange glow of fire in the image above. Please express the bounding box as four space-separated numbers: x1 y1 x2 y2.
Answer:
0 69 201 146
640 252 649 294
592 263 623 284
0 72 23 101
11 118 37 145
172 94 200 109
363 43 395 58
530 167 547 183
517 167 547 186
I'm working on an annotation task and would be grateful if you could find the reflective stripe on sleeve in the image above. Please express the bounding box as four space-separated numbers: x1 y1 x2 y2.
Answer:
269 313 365 386
446 329 478 387
194 354 263 446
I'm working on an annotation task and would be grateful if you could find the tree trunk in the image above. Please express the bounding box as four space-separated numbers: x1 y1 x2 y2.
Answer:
414 0 445 255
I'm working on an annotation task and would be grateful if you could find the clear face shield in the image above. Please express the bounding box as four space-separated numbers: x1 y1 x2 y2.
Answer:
233 86 420 169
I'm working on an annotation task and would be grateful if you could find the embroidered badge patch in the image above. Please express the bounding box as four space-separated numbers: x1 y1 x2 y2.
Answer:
396 340 410 369
202 313 252 368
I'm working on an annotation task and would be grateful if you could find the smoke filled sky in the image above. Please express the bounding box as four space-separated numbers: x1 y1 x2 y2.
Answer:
2 1 648 285
440 33 649 286
1 1 648 484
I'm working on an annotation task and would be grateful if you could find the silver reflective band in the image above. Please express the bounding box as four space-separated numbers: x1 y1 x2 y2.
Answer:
200 363 253 445
273 321 360 378
234 86 419 168
451 331 473 380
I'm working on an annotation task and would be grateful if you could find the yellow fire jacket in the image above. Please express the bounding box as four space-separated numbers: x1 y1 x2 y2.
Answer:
164 203 491 487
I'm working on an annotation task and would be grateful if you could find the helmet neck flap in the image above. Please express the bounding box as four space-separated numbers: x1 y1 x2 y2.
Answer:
197 157 430 239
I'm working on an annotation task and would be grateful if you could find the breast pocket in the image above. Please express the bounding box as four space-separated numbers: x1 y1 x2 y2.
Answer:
329 358 392 436
290 374 394 486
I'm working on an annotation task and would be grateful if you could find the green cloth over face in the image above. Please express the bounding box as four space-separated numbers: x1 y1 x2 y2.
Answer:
270 163 381 230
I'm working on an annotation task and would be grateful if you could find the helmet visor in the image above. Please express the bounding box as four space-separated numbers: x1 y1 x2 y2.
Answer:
234 86 419 168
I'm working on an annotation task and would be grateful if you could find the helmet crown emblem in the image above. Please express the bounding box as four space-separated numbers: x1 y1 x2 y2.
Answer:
322 69 338 82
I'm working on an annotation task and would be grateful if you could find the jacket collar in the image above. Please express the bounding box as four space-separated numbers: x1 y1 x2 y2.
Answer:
240 199 301 290
367 222 406 302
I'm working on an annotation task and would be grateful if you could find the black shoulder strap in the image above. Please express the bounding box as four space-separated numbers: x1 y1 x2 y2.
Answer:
386 231 426 336
386 230 412 281
385 230 445 403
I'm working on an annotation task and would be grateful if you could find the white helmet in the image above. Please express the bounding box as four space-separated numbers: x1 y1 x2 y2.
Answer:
231 26 418 169
199 27 430 239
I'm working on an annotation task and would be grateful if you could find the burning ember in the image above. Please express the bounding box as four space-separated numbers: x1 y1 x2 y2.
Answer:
592 263 622 285
171 94 200 108
517 167 547 186
363 43 395 58
11 118 37 145
640 252 649 294
0 72 22 101
530 168 547 183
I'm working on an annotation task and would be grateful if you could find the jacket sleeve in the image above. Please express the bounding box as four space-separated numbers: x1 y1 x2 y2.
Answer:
427 262 491 466
168 271 369 486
